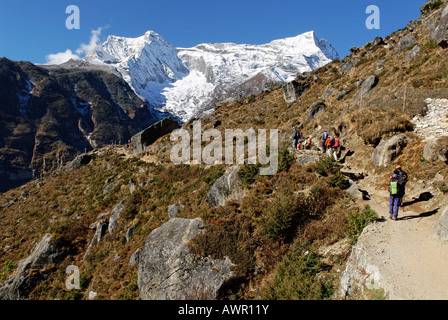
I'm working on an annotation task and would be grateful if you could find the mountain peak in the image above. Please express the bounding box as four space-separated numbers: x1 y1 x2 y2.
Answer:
86 30 338 122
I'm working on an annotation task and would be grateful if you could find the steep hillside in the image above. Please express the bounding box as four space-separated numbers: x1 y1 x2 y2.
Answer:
0 59 161 192
1 1 448 301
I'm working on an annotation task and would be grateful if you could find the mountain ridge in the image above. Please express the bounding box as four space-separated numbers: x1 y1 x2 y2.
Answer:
85 30 339 122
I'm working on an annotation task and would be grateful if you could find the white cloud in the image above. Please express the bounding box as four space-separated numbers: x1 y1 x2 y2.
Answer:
45 27 103 65
45 49 80 65
75 28 102 56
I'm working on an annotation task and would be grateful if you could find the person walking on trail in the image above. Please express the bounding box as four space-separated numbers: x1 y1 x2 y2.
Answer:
388 172 401 220
291 126 302 151
391 165 408 207
320 130 328 153
332 136 341 161
325 135 333 157
305 137 312 150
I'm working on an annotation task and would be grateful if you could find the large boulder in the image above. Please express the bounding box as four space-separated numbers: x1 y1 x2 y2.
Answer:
206 166 243 208
64 153 92 172
108 201 125 237
131 117 180 155
423 140 448 162
360 75 379 96
395 34 417 54
372 134 408 167
429 3 448 48
0 234 64 300
137 218 235 300
430 207 448 241
307 101 327 121
281 81 310 103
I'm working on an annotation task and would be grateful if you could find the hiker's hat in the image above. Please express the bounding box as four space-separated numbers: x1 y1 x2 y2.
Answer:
395 165 402 169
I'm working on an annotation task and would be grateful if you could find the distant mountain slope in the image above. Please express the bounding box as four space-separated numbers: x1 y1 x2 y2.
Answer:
0 58 159 192
86 30 338 121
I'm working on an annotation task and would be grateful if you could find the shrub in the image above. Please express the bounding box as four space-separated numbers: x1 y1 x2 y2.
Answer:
315 156 339 177
238 164 261 188
347 205 378 244
261 239 333 300
278 147 295 173
328 171 350 190
1 260 16 283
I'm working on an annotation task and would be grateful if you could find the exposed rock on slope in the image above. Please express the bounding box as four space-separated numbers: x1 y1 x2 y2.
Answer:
206 166 243 208
371 134 408 167
130 117 180 155
137 218 235 300
0 234 64 300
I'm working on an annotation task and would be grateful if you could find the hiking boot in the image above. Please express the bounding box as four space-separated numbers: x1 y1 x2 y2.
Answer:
392 217 398 221
389 214 393 220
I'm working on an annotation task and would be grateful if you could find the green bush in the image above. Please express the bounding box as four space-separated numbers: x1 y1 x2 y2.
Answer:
262 239 333 300
278 147 295 173
315 156 339 177
328 171 350 190
238 164 261 188
1 260 16 283
347 205 378 244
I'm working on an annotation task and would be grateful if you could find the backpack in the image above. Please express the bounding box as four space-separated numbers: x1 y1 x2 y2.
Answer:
398 170 408 185
330 138 335 148
294 130 300 139
322 131 328 140
390 181 399 195
389 173 399 195
333 138 340 148
306 138 312 146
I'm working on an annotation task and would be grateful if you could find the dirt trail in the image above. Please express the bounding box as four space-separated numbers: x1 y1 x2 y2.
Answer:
354 170 448 300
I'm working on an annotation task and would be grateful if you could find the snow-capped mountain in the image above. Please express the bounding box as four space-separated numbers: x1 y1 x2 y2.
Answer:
87 30 338 122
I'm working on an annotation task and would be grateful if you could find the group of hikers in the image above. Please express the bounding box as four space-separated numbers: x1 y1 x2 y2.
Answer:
291 125 410 221
291 126 341 161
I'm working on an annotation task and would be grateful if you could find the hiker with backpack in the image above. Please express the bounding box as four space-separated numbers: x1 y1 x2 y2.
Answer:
291 126 302 151
331 136 341 161
305 137 312 150
388 172 401 220
392 165 408 207
325 135 333 157
320 130 328 153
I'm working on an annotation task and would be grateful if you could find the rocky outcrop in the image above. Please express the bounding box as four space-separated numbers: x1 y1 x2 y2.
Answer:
307 101 326 121
339 233 383 299
421 0 448 14
130 117 180 155
0 234 64 300
64 153 93 172
281 81 310 103
84 218 108 260
137 218 235 300
372 134 408 167
431 207 448 241
206 166 243 208
360 75 379 96
395 34 417 54
108 201 125 237
423 140 448 162
428 3 448 48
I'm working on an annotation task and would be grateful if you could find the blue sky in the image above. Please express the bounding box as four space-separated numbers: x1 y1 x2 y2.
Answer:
0 0 424 64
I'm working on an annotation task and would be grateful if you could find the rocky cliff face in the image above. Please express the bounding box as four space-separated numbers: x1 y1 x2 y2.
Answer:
0 58 159 192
